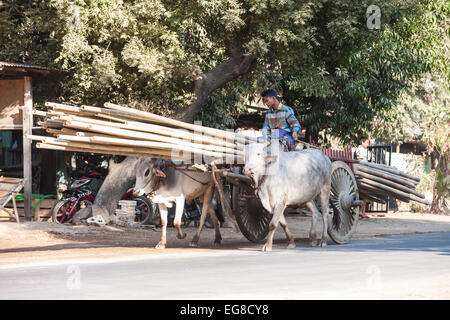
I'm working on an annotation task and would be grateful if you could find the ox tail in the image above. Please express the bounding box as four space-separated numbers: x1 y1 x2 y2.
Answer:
330 200 341 231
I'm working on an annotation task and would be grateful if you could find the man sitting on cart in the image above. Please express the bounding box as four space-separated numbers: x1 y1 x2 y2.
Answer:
260 89 301 151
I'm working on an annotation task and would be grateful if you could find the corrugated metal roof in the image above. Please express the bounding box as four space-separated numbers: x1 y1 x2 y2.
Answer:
0 61 59 74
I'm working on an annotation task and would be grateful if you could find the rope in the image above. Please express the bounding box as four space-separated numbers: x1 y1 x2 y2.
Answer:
178 170 210 185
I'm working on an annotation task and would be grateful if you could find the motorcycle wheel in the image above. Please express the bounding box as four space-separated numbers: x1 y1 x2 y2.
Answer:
52 200 73 224
134 195 157 225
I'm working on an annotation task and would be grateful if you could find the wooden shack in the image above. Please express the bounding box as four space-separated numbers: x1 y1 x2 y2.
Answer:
0 61 58 221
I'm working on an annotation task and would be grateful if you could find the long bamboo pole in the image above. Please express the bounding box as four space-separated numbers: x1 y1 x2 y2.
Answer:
36 142 180 160
88 135 242 158
95 113 129 123
47 101 255 147
358 178 411 198
103 102 257 144
83 104 241 150
75 130 114 138
26 134 54 142
124 119 243 150
354 164 417 188
356 171 425 199
41 102 251 164
80 104 137 119
45 128 63 135
359 179 430 205
32 110 47 117
358 185 411 203
88 108 245 150
357 180 406 200
64 114 241 150
357 185 390 198
65 120 243 157
47 138 175 157
45 102 82 113
358 193 387 204
46 103 248 149
57 134 91 143
358 161 420 182
60 127 92 136
38 120 65 128
34 131 240 162
37 138 191 160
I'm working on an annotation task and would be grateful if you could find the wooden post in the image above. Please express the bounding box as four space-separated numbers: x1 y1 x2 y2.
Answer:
23 76 33 221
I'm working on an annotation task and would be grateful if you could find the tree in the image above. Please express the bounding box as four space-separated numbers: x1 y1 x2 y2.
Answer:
0 0 317 121
270 0 446 145
2 0 443 133
371 74 449 213
1 0 446 219
368 0 449 213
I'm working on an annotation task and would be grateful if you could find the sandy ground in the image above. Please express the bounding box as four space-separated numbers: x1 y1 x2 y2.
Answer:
1 211 450 267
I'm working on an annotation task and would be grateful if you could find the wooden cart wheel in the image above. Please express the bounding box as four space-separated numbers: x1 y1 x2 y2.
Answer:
232 178 272 243
327 161 360 244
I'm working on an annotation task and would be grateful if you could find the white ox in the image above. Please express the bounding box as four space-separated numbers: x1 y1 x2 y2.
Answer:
243 141 332 251
134 158 221 249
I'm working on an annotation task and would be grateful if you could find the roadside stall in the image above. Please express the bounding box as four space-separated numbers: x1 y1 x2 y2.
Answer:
0 62 58 222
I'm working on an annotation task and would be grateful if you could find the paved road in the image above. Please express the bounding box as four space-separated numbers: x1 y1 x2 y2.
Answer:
1 232 449 300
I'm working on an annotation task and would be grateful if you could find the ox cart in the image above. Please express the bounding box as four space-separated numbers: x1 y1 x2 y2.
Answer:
215 145 361 245
217 143 427 245
32 101 428 246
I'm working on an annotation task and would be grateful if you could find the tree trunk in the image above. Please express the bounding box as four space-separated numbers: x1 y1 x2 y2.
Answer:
73 156 142 224
173 52 257 123
430 151 449 214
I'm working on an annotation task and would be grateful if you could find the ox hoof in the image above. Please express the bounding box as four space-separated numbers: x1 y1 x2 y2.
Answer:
189 241 199 247
262 244 272 252
286 241 296 249
310 240 319 247
155 242 166 250
177 233 187 240
319 240 328 247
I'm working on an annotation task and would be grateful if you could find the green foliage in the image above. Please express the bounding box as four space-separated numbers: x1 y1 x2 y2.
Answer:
282 0 449 145
373 72 449 214
371 74 449 143
0 0 447 139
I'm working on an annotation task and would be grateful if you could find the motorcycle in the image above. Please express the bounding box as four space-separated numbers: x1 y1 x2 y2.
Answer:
52 166 155 225
120 187 156 225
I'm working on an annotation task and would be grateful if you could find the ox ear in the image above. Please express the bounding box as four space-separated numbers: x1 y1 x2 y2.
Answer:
155 168 166 178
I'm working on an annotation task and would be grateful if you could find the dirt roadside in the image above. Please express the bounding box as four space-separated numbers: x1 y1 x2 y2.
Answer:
1 211 450 266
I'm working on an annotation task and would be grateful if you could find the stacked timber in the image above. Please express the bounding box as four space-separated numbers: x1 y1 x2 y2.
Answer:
354 161 430 205
29 102 256 164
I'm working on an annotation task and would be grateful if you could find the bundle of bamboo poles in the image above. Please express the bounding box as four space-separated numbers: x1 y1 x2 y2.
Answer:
30 102 257 164
354 161 430 206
